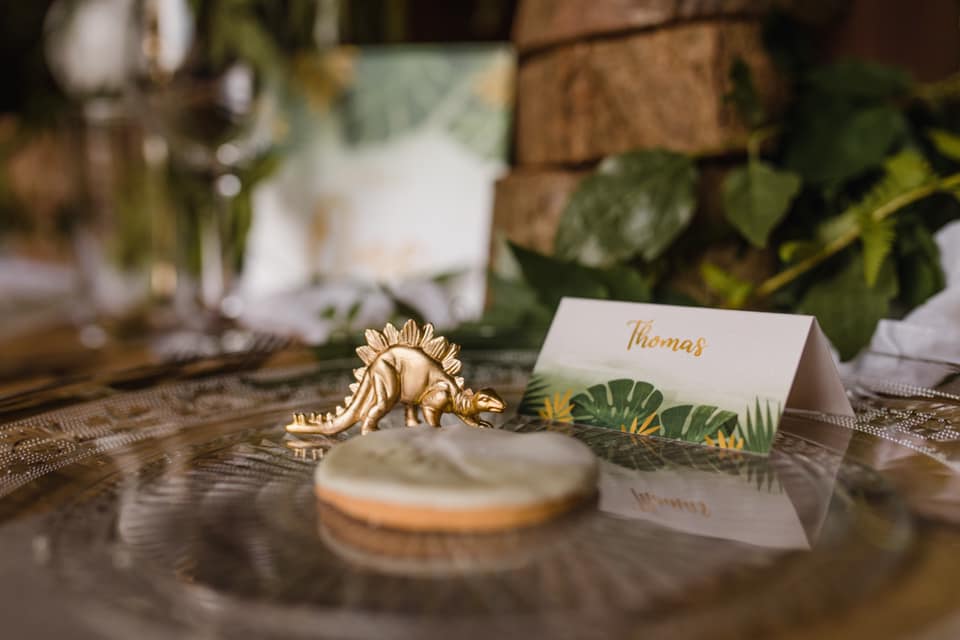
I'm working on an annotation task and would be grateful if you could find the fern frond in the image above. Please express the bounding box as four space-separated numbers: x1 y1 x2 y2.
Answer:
759 150 946 299
855 150 933 285
859 216 896 286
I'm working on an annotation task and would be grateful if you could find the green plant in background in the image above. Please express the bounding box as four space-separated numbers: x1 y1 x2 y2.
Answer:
554 149 699 268
488 13 960 361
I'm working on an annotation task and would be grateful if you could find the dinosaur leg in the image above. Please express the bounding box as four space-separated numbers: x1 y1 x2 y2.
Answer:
458 414 493 429
362 374 396 435
422 407 442 428
404 404 420 427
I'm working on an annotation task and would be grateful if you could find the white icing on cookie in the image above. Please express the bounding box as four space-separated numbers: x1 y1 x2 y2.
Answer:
314 424 598 510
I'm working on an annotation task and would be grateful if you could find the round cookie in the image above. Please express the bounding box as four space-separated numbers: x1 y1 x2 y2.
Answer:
313 424 598 532
317 501 587 576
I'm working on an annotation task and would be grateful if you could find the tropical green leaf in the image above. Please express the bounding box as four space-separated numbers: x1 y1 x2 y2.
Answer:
784 105 908 185
726 58 765 128
805 60 911 101
591 264 654 303
723 161 802 247
659 405 738 442
929 129 960 162
570 379 663 430
509 243 607 308
700 262 753 308
799 254 899 360
508 242 652 310
739 398 780 453
555 149 698 267
481 270 552 328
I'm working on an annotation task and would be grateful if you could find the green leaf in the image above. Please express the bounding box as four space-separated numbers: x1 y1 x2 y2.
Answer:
509 243 607 309
896 222 945 310
885 147 938 188
799 254 899 360
738 398 780 453
700 263 753 308
779 240 818 263
481 271 552 328
785 105 908 185
860 216 895 287
929 129 960 162
815 150 935 247
571 379 663 430
659 405 738 442
591 265 653 303
508 242 652 309
723 161 801 247
555 149 698 267
805 60 912 102
726 58 765 128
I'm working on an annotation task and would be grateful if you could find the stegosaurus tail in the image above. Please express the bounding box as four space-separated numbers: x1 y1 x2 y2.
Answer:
353 319 463 385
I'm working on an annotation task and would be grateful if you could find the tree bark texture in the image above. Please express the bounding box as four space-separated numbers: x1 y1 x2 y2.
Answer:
516 21 783 166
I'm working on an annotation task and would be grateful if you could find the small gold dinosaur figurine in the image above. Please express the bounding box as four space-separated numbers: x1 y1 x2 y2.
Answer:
287 320 505 436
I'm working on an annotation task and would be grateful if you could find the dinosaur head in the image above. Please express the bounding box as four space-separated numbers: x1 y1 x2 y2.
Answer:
472 388 506 414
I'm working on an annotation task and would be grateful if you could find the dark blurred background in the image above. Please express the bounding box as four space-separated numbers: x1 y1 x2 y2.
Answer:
1 0 959 370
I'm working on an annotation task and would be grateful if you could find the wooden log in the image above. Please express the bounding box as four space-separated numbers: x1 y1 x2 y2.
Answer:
514 0 775 53
515 21 784 166
490 169 585 256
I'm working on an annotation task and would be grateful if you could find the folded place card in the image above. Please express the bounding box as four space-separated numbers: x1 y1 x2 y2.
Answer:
519 298 853 454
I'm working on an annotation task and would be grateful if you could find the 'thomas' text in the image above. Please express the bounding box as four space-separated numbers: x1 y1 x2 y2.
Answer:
626 320 706 357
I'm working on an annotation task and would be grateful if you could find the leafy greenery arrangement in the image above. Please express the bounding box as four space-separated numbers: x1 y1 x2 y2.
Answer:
521 374 776 454
490 17 960 360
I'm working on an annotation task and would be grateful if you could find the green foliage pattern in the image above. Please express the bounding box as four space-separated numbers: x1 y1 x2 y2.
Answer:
570 379 663 429
554 150 698 268
738 398 780 454
489 37 960 360
659 404 738 442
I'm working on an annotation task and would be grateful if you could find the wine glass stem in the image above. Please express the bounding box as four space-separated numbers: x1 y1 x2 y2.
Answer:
200 179 235 313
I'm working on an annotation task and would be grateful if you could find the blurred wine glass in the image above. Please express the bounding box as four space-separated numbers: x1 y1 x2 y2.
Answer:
44 0 158 327
132 0 276 330
46 0 337 355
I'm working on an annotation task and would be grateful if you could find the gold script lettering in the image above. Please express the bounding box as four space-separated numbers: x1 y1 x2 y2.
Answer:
626 320 707 357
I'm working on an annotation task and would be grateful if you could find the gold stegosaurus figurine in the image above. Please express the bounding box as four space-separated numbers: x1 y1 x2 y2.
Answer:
287 320 506 436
